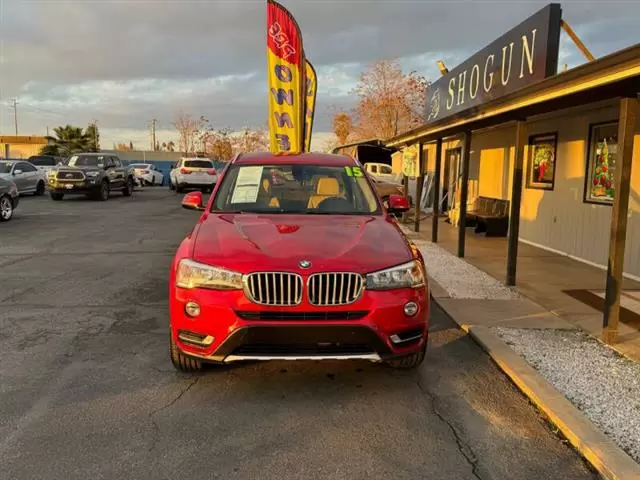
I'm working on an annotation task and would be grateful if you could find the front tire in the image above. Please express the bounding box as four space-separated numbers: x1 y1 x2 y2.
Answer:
35 181 45 196
122 178 134 197
386 343 427 369
50 192 64 201
95 180 109 201
0 195 13 222
170 333 203 372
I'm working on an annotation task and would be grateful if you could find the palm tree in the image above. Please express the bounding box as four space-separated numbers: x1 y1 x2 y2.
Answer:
40 125 92 156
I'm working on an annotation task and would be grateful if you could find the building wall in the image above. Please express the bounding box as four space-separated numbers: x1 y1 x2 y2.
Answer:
0 141 46 159
470 100 640 278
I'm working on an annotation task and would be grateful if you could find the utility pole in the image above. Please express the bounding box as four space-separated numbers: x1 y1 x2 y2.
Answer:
151 119 157 151
10 98 18 135
91 120 98 151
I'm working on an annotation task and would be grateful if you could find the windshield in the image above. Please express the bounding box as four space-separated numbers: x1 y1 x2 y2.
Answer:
130 164 150 169
0 162 13 174
68 155 105 167
184 160 212 168
28 156 56 166
212 164 380 215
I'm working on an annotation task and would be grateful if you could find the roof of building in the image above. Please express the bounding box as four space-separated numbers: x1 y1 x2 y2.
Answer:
386 42 640 147
0 136 49 145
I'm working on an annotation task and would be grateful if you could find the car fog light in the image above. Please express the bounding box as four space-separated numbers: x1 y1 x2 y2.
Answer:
403 301 418 316
185 301 201 317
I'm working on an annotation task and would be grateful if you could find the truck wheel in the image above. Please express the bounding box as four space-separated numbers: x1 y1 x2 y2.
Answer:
95 180 109 201
122 178 133 197
50 192 64 201
170 333 203 373
386 343 427 369
35 181 46 196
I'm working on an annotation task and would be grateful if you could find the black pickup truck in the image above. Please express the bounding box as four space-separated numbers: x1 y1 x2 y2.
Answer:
47 153 135 201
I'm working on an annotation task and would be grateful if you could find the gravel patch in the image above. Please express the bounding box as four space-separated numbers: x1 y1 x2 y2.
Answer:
408 236 520 300
495 327 640 463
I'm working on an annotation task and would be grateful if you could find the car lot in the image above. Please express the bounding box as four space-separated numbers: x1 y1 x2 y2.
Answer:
0 189 595 480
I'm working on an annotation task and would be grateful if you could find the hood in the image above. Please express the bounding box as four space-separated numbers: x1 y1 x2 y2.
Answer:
58 165 101 172
191 214 412 274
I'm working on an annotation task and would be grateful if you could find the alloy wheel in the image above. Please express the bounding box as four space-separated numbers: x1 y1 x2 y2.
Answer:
0 196 13 221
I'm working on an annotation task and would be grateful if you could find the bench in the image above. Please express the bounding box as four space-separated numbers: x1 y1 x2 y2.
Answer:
466 196 510 237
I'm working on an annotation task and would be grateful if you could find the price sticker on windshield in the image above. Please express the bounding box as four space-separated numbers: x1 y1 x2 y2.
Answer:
344 166 363 177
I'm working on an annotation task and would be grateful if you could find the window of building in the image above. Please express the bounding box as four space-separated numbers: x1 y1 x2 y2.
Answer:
585 121 618 205
526 132 557 190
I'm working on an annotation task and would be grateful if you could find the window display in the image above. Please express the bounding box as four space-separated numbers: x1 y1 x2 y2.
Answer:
526 133 557 190
586 122 618 204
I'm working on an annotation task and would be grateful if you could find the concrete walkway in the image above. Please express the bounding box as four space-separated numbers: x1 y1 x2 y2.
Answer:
403 216 640 362
399 219 640 478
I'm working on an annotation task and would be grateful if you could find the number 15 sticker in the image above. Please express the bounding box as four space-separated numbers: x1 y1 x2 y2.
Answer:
344 166 363 177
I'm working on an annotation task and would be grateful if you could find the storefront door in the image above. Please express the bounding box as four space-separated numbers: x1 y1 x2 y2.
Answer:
442 148 461 212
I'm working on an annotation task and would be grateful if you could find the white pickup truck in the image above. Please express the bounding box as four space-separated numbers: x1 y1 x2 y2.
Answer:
363 162 401 183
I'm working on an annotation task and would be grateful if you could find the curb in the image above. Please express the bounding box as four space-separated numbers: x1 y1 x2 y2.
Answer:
431 293 640 480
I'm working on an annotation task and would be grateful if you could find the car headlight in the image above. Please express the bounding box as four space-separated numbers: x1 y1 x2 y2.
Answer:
86 171 100 178
176 259 243 290
366 260 426 290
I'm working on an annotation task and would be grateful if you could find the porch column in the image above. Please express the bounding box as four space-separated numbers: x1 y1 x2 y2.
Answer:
401 172 410 223
506 120 528 286
432 138 443 243
457 131 472 258
602 96 639 344
414 141 424 232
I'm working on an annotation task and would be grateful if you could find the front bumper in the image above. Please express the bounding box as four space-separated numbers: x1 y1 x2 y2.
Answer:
170 286 429 363
48 178 101 194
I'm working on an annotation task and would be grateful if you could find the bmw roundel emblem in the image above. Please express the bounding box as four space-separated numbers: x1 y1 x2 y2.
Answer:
299 260 311 269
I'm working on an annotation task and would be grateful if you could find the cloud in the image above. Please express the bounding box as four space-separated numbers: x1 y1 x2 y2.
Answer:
1 0 639 146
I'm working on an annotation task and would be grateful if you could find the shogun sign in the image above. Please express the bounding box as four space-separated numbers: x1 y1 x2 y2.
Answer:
424 3 562 125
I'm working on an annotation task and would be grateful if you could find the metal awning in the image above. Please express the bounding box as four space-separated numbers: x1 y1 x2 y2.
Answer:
386 43 640 147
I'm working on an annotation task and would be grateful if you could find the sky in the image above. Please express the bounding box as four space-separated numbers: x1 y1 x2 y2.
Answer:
1 0 639 151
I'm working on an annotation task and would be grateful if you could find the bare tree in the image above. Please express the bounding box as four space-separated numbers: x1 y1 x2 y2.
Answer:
173 112 207 154
351 59 428 139
233 127 269 154
203 127 235 161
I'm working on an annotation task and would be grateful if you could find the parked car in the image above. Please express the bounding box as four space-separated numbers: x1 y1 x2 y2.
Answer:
47 153 135 201
169 152 428 373
169 157 217 193
368 175 412 207
0 177 19 222
0 160 46 196
363 162 401 183
129 163 164 186
27 155 66 175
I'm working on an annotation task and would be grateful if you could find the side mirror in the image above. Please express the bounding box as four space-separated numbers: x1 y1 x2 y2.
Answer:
182 192 205 211
13 169 23 175
387 194 410 214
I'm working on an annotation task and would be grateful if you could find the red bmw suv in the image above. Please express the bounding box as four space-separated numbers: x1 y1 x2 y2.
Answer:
170 152 430 372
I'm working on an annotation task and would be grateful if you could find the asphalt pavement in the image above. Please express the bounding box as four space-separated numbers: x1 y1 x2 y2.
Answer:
0 188 598 480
